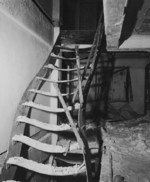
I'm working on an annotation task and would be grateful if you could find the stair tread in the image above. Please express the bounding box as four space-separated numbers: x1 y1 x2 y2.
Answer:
17 116 71 131
13 135 65 153
56 45 92 50
29 89 74 97
51 53 88 61
7 157 86 176
44 64 84 72
22 101 72 113
12 135 82 154
37 76 78 83
61 44 92 49
51 53 76 60
3 181 20 182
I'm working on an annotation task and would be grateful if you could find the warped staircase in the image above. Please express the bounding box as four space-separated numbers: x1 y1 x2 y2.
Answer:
0 15 103 182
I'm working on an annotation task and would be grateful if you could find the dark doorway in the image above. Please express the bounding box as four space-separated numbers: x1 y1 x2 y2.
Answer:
61 0 101 30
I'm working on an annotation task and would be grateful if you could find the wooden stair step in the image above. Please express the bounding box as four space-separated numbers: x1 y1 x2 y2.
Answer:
12 135 66 153
36 76 78 83
17 116 71 131
3 181 20 182
62 44 93 49
51 53 76 60
13 135 83 154
56 45 92 51
51 53 89 61
44 64 84 72
56 45 76 51
22 101 72 113
7 157 86 176
29 89 74 97
13 135 82 154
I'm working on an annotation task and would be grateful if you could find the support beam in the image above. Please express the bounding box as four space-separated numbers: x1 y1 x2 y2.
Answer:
103 0 128 49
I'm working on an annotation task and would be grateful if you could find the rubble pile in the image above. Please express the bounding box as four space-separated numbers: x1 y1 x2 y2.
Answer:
100 116 150 182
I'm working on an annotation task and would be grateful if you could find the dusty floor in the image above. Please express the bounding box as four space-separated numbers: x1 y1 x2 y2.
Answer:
100 115 150 182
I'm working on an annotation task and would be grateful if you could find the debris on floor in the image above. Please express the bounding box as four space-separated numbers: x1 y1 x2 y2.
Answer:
100 115 150 182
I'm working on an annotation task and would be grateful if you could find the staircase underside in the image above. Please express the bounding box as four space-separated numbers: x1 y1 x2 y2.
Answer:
0 25 103 182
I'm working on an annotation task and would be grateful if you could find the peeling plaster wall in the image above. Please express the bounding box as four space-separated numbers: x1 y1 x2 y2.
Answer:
103 0 127 49
0 0 54 157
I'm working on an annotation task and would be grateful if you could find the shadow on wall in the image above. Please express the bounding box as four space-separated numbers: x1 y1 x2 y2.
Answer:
86 53 115 122
86 54 137 125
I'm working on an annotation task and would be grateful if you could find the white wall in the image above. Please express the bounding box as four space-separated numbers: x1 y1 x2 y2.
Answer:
0 0 54 154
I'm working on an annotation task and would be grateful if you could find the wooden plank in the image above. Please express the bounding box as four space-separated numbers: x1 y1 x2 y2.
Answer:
3 181 20 182
36 76 78 83
60 30 95 44
72 13 103 105
22 101 72 113
7 157 86 176
17 116 71 132
103 0 128 49
56 45 91 53
29 89 74 97
12 135 85 154
53 83 84 149
56 45 92 50
51 53 89 61
12 135 65 153
50 53 76 60
75 46 84 105
53 83 92 182
44 64 84 71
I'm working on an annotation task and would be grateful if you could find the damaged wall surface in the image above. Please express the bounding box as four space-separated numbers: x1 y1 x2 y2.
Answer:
103 0 128 49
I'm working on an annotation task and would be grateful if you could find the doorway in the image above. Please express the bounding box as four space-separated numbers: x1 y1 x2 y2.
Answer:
61 0 101 30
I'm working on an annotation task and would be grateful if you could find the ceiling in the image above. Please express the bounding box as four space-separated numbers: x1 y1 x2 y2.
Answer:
103 0 150 51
